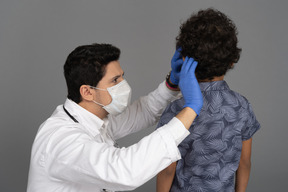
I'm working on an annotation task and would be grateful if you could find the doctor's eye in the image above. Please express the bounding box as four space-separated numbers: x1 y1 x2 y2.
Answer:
112 77 119 83
112 73 124 84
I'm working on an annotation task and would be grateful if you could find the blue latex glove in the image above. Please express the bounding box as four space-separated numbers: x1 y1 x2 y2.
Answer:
170 48 183 85
179 57 203 115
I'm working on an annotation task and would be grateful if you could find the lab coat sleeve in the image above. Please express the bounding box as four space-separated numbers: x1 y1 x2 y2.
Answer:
109 81 180 140
46 117 189 191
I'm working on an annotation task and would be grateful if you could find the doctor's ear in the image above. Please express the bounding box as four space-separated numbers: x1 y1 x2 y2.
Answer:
79 85 94 101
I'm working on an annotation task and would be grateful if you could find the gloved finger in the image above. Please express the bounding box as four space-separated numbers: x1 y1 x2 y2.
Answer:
172 48 182 62
176 47 182 52
188 59 198 73
183 57 195 74
181 56 190 75
174 60 183 71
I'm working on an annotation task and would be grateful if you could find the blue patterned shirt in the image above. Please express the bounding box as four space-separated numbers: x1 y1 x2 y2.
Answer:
157 81 260 192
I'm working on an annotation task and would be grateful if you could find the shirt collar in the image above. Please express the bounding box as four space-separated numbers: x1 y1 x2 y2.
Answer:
199 80 230 92
63 98 104 137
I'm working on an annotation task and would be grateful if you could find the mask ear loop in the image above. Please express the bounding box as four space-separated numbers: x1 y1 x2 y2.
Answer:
89 86 108 107
89 86 107 91
92 100 105 107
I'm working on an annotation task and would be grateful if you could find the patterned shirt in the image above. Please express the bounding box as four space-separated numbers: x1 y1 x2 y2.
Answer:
157 80 260 192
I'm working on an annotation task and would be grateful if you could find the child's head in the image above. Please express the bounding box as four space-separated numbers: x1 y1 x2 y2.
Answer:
176 8 241 80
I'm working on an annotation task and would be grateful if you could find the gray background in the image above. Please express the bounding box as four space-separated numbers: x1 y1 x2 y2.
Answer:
0 0 287 191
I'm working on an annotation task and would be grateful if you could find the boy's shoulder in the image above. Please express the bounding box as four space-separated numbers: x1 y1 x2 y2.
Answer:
227 88 251 110
199 80 252 110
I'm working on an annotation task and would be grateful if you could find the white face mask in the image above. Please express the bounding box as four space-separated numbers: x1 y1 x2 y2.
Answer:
91 79 132 115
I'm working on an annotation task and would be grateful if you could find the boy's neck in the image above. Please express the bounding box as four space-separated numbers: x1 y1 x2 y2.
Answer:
198 75 224 82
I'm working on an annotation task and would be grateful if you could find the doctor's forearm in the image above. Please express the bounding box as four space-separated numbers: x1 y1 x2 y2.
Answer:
175 107 197 130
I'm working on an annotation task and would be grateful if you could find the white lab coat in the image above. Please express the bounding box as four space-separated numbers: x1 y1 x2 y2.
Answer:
27 81 189 192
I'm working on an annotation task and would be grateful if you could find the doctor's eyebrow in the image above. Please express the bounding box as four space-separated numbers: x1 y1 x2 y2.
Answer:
111 72 125 82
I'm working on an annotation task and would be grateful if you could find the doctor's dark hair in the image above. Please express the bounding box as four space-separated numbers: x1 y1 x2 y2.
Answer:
176 8 241 80
64 43 120 103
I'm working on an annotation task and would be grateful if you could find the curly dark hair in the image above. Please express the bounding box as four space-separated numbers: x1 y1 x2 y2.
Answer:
176 8 242 80
64 43 120 103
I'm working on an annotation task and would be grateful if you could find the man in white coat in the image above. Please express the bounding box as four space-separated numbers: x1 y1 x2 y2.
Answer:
27 43 203 192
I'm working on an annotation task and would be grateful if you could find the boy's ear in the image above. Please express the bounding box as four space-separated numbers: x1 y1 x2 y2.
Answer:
230 63 235 69
79 85 94 101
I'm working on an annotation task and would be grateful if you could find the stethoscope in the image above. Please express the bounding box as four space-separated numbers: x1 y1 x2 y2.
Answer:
63 106 79 123
63 105 119 148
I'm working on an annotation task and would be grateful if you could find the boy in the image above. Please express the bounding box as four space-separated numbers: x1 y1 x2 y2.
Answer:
157 8 260 192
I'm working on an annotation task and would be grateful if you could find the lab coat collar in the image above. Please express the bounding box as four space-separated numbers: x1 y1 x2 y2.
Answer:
63 98 105 137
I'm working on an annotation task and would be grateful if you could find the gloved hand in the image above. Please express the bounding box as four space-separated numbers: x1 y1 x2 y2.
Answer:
170 48 183 85
179 57 203 115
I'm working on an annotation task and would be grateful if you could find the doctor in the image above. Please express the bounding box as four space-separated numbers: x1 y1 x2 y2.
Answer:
27 43 202 192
